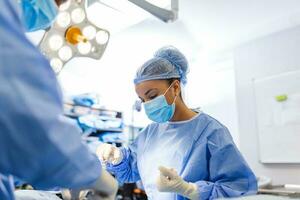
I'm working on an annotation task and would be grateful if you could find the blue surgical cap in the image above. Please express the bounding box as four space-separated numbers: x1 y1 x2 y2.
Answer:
134 46 189 85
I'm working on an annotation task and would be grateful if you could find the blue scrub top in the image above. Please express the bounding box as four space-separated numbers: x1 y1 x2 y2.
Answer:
107 112 258 200
0 1 101 199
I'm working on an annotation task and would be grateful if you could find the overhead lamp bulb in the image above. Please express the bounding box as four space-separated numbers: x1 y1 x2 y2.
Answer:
58 46 73 61
78 41 92 55
56 12 71 28
59 0 71 11
83 26 97 40
71 8 86 24
48 35 64 51
96 31 109 44
50 58 63 73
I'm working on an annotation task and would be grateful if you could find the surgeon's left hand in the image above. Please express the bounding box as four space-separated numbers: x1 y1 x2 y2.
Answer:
156 166 199 200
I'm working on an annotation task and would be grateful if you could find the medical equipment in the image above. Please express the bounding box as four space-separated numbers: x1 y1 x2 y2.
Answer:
258 184 300 198
39 0 110 74
88 0 179 23
39 1 180 74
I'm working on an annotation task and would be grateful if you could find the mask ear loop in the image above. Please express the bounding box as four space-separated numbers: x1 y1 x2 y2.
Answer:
172 94 178 104
163 81 179 105
163 82 175 96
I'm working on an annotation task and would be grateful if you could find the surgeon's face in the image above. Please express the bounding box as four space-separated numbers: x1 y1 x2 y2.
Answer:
135 80 180 105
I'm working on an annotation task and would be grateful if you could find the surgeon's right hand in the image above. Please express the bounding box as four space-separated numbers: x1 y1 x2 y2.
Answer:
91 168 118 200
96 143 123 165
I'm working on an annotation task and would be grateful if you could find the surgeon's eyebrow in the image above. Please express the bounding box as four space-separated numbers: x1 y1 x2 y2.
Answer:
144 88 158 96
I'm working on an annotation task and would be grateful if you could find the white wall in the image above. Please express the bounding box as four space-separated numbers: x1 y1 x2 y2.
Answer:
186 56 240 145
234 26 300 184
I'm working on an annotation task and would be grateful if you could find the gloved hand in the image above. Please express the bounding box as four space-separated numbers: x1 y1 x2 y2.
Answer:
62 169 118 200
156 166 199 200
91 168 118 200
96 143 123 165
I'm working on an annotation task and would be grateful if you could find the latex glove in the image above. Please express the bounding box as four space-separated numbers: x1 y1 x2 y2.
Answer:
91 168 118 200
156 166 199 200
61 169 118 200
96 143 123 165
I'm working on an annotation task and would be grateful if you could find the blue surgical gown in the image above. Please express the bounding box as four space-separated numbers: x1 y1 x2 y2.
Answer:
107 113 257 200
0 1 101 199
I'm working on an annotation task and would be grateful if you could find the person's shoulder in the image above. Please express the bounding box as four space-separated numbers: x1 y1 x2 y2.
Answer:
198 113 234 144
191 112 223 131
193 112 231 139
199 113 227 130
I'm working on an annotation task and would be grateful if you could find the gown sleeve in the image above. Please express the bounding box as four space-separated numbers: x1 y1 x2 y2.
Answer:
106 127 149 184
195 127 257 200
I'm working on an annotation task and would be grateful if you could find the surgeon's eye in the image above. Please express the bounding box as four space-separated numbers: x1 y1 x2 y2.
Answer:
148 95 157 100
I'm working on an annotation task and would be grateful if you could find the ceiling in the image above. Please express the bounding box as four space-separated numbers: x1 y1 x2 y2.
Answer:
178 0 300 51
88 0 300 52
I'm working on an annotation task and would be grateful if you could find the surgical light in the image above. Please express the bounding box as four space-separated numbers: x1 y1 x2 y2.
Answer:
88 0 178 23
39 0 110 74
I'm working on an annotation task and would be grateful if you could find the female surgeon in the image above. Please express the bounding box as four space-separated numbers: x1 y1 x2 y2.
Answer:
97 46 258 200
